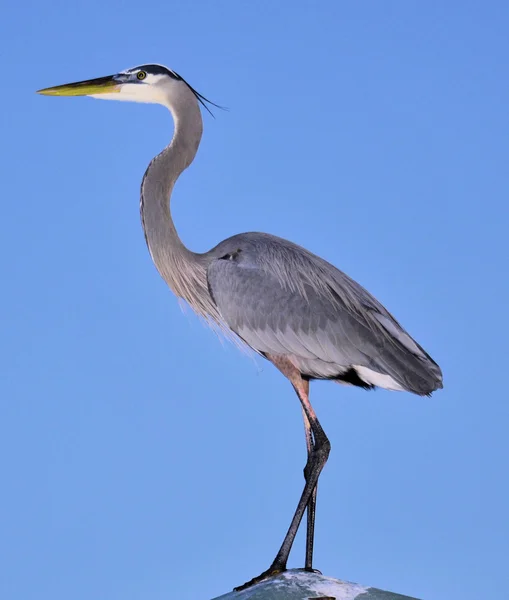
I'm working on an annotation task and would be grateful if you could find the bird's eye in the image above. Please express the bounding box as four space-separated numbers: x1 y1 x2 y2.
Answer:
137 71 147 80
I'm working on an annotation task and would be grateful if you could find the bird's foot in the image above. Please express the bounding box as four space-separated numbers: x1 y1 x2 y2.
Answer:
233 565 286 592
297 567 322 575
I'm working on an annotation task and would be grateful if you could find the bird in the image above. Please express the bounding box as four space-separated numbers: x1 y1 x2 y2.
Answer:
38 64 443 591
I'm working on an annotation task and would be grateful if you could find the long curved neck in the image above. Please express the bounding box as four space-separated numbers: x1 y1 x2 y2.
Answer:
140 84 219 321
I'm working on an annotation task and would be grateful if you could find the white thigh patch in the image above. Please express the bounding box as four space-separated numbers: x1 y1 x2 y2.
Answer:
354 366 405 391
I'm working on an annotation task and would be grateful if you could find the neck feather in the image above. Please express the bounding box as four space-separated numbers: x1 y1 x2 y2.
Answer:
140 84 220 322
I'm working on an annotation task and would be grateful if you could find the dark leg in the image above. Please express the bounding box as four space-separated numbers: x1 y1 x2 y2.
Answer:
234 357 330 591
302 406 318 571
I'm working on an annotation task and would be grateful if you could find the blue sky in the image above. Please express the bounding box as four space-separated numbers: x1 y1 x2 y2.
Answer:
2 2 508 599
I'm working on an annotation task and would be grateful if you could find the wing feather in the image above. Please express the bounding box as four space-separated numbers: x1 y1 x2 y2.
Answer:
206 233 442 395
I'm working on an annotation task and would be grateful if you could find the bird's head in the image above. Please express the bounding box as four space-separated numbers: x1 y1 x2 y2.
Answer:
37 64 219 114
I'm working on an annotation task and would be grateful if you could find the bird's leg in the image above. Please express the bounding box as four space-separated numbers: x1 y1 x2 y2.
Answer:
302 406 318 572
234 356 330 592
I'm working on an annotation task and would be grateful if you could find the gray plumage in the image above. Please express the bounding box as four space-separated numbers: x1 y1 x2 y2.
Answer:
207 232 442 395
134 66 442 397
37 63 443 588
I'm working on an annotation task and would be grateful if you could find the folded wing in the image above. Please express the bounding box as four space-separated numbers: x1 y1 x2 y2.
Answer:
206 233 442 396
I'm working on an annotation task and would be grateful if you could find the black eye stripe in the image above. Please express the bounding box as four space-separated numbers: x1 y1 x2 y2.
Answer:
131 64 181 80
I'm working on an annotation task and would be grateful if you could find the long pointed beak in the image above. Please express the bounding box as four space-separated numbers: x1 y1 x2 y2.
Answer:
37 75 121 97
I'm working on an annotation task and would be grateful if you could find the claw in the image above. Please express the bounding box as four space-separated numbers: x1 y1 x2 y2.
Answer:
233 566 286 591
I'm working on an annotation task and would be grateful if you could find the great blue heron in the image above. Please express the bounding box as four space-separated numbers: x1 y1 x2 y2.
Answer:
38 64 443 590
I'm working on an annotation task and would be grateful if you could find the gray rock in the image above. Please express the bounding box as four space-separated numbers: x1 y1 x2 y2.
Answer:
213 570 420 600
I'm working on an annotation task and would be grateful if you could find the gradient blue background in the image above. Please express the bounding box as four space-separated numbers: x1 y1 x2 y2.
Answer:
2 2 508 599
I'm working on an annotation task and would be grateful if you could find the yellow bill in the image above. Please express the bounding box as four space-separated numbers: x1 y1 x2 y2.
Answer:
37 75 120 97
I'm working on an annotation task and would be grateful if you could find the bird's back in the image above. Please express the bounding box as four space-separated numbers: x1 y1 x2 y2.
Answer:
206 232 443 396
